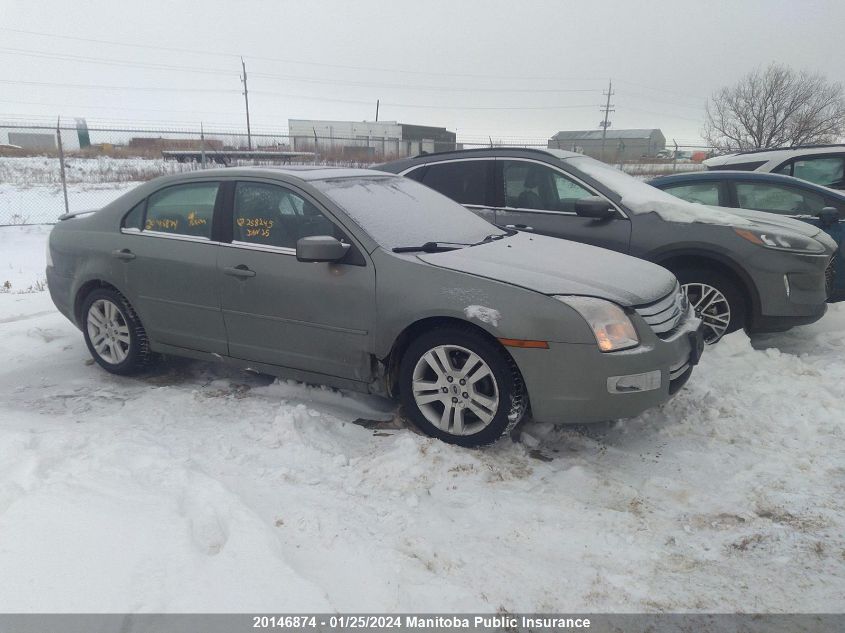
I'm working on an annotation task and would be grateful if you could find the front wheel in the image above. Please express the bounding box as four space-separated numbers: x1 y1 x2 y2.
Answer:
673 268 746 344
398 327 526 447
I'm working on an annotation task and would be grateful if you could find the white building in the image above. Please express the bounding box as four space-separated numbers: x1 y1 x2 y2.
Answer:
288 119 456 159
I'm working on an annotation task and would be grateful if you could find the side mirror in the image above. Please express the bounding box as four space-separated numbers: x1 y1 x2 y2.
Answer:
296 236 350 263
818 207 840 227
574 196 615 219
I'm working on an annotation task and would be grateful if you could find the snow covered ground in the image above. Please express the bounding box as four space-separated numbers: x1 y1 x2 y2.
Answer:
0 225 843 613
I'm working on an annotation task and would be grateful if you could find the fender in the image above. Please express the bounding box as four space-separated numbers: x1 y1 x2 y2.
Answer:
646 245 762 319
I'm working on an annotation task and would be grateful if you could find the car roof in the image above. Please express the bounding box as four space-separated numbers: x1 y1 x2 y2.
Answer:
703 144 845 167
649 169 845 197
375 147 582 171
159 166 395 183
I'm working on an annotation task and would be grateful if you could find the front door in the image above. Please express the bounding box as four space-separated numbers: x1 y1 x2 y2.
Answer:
494 159 632 253
217 180 376 382
731 179 845 295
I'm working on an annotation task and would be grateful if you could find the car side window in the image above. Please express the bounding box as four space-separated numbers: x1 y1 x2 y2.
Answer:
790 157 845 188
502 160 593 212
233 182 339 249
404 167 427 183
144 182 218 238
420 161 489 206
662 182 721 206
122 201 145 230
735 182 826 215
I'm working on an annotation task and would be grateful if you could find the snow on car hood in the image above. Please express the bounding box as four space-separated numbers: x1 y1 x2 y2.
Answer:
417 232 676 307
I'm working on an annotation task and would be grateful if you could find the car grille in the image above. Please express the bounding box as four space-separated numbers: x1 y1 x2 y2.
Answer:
825 256 836 298
635 283 689 338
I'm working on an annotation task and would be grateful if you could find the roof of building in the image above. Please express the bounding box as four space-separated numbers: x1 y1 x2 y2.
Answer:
550 129 663 141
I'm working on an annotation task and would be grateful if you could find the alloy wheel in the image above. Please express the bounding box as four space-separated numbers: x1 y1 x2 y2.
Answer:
86 299 131 364
411 344 500 436
682 282 731 344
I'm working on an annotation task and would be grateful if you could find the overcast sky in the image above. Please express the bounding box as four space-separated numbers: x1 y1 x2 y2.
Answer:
2 0 843 145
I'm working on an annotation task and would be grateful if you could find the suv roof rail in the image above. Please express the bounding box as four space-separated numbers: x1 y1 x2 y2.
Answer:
731 143 845 156
411 146 554 160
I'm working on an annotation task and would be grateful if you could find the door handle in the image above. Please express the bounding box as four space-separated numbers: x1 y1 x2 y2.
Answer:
111 248 136 261
505 224 534 231
224 265 256 278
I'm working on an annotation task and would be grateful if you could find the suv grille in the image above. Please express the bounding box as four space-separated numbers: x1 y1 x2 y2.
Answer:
635 284 689 338
825 256 836 298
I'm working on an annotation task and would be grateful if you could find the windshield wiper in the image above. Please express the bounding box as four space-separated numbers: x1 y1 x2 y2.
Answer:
392 241 470 253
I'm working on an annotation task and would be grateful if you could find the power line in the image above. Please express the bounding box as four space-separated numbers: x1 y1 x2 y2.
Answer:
0 47 239 76
0 46 604 94
0 98 245 117
0 26 609 82
0 78 239 94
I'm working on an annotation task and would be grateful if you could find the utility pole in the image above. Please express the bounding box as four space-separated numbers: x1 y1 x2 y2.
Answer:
241 57 252 150
599 79 615 163
375 99 379 122
200 122 207 169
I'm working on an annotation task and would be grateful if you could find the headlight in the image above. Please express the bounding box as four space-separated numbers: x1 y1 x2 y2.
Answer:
556 296 639 352
734 228 825 254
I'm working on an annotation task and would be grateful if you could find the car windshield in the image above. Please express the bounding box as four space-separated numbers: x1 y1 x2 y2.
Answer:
313 175 502 249
565 155 750 225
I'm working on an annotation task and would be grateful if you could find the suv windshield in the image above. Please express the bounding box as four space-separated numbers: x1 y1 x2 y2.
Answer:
313 175 502 249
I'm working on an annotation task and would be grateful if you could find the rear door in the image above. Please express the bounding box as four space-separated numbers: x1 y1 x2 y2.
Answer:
216 179 376 382
772 154 845 190
493 158 632 252
118 180 227 354
405 159 497 224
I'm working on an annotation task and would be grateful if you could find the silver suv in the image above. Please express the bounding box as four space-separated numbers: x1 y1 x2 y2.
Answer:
704 145 845 190
378 148 837 344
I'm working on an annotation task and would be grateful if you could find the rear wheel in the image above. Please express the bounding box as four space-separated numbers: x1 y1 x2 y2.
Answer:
81 288 153 374
399 327 526 447
673 268 746 344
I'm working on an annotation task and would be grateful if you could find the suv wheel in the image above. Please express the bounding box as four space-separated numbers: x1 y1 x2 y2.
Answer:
399 327 526 447
674 268 745 344
81 288 153 374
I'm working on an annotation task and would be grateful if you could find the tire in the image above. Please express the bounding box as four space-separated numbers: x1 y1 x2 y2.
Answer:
673 268 746 345
81 288 153 375
398 326 526 447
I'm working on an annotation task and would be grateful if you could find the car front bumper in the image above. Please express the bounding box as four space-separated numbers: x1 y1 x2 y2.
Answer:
509 313 703 424
745 251 832 333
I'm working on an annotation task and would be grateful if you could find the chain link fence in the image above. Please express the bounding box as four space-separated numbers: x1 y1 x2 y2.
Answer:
0 122 709 226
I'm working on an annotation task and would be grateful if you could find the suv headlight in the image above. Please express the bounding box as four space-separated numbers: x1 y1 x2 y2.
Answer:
556 296 639 352
734 228 825 254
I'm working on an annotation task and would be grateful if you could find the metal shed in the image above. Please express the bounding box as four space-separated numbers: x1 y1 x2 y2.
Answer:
548 128 666 161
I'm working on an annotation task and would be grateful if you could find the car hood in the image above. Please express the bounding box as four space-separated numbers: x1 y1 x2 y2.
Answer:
704 206 823 238
417 232 676 307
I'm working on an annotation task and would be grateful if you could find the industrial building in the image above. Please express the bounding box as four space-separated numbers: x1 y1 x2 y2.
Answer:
548 128 666 161
288 119 456 159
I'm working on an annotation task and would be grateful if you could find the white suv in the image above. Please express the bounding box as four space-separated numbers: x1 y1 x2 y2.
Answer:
704 145 845 190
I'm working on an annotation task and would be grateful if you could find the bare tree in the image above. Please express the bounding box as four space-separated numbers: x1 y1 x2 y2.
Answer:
703 63 845 152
